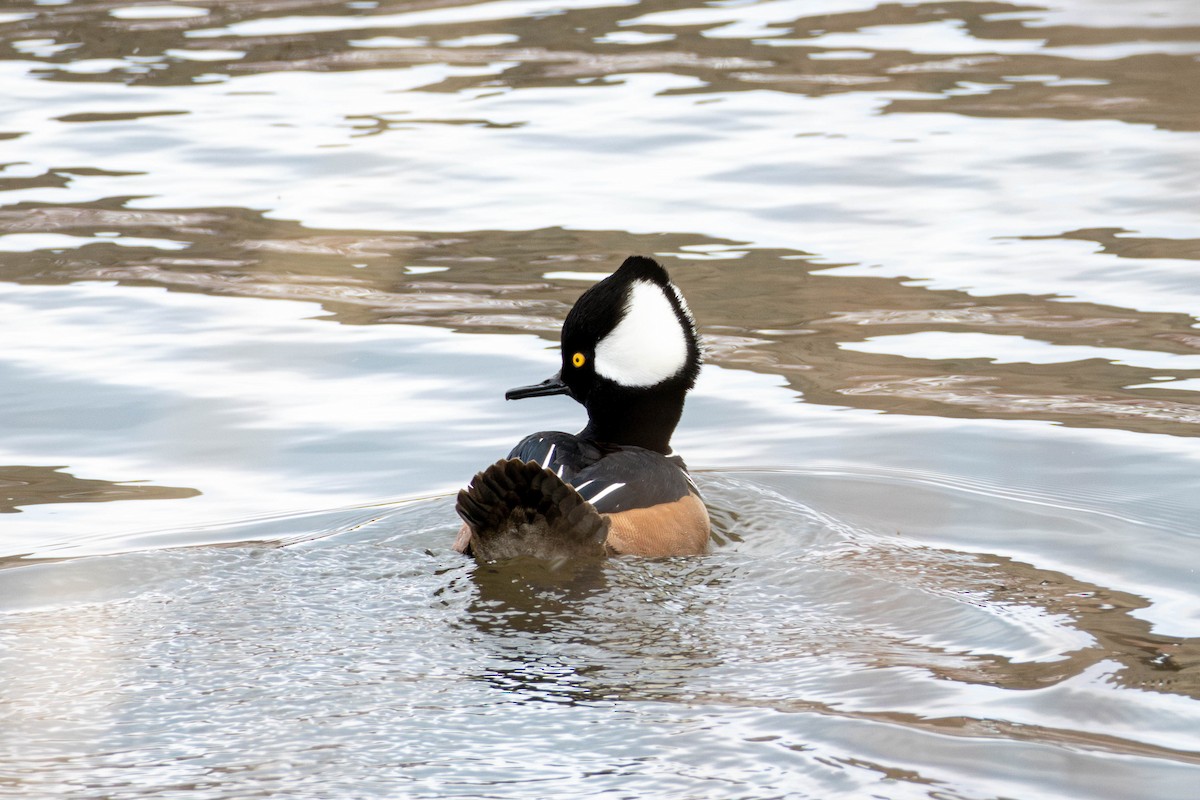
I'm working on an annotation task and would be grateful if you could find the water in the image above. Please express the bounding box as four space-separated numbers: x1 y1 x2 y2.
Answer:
1 0 1198 797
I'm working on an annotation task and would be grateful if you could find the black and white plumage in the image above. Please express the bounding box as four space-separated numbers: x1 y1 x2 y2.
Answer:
455 256 710 561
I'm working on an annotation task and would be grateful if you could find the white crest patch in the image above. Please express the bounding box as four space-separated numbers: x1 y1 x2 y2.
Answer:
670 283 696 329
594 280 688 387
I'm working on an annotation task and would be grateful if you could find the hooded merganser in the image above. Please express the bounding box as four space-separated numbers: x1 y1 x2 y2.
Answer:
454 255 710 561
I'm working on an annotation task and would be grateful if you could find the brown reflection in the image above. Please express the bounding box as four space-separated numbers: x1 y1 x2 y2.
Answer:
2 0 1198 131
706 690 1200 767
1022 228 1200 262
0 465 200 513
819 538 1200 701
462 556 611 636
1 197 1199 437
452 508 1199 759
453 557 723 704
457 560 616 704
0 167 70 192
55 110 189 124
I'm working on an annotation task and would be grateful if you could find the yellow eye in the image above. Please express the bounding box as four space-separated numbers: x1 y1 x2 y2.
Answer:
571 352 586 368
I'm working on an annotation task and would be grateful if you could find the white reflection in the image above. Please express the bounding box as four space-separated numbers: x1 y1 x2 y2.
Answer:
110 5 208 19
625 0 880 31
593 31 675 44
780 18 1200 58
0 283 554 557
840 331 1200 370
1126 378 1200 392
12 38 80 57
189 0 639 39
3 40 1198 318
0 233 190 252
1003 0 1200 28
806 21 1045 55
164 49 245 62
542 271 608 281
679 361 1200 637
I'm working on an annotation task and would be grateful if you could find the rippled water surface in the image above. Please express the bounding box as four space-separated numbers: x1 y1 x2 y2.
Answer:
2 0 1199 797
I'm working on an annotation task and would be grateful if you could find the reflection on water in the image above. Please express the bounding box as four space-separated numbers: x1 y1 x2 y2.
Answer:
2 479 1198 798
3 201 1198 437
2 0 1199 797
0 464 198 514
6 0 1200 135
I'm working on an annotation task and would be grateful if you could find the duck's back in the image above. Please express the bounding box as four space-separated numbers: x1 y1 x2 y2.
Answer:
455 431 710 560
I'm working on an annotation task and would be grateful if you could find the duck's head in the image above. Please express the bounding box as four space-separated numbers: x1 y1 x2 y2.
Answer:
506 256 702 454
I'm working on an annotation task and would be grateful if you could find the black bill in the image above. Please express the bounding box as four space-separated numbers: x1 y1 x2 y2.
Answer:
506 373 572 400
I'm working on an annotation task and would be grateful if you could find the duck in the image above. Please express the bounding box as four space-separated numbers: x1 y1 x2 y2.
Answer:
454 255 710 561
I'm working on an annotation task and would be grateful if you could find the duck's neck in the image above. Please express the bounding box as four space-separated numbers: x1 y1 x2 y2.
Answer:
580 386 685 454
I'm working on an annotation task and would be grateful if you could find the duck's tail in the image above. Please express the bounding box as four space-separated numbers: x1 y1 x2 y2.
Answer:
456 458 610 562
